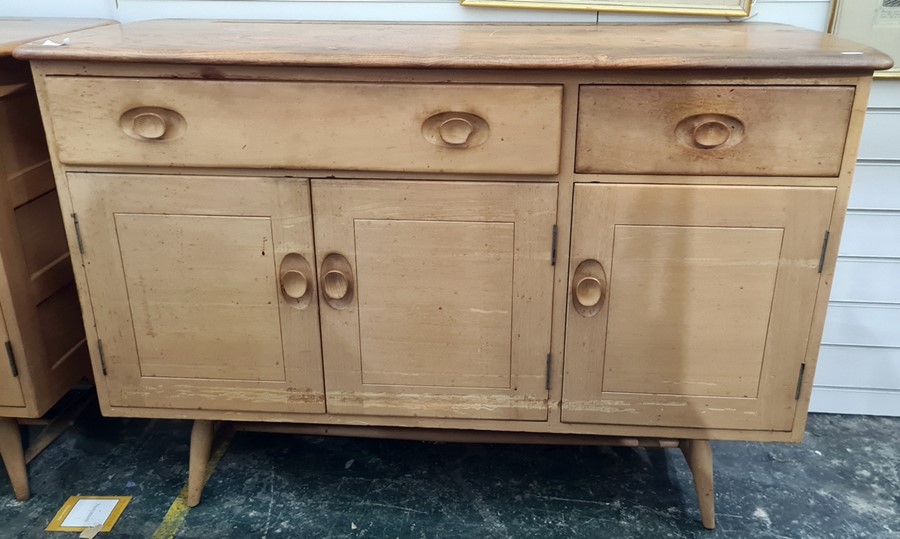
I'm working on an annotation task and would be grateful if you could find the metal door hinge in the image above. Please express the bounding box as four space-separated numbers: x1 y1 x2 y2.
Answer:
817 231 830 274
97 339 108 376
795 363 806 400
551 225 558 266
72 213 85 254
545 353 552 390
5 341 18 377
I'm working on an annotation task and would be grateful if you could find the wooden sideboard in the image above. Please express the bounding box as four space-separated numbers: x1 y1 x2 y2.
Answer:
0 18 111 501
15 21 891 527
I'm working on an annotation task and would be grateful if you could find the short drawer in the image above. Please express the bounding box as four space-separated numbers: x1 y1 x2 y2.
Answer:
42 77 563 175
576 85 855 177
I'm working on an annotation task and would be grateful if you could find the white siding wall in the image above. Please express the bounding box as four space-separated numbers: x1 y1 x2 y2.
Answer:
2 0 898 416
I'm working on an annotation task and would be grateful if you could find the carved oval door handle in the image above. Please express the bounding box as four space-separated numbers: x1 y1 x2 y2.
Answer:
279 253 314 309
574 276 604 308
281 270 308 300
422 112 490 149
320 253 354 309
323 270 350 301
120 107 186 142
572 260 607 317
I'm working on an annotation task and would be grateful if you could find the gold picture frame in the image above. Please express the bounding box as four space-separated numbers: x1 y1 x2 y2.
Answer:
460 0 752 17
829 0 899 79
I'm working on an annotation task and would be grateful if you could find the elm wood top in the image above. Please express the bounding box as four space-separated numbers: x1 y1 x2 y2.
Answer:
0 18 112 57
13 20 893 72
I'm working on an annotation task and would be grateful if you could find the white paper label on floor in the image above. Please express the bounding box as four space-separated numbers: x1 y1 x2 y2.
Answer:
60 499 120 528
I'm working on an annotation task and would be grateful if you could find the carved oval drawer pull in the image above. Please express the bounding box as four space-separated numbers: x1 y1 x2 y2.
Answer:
120 107 186 142
693 120 731 149
422 112 490 149
572 259 607 318
675 114 744 151
439 117 474 146
279 253 314 309
320 253 354 309
132 112 168 140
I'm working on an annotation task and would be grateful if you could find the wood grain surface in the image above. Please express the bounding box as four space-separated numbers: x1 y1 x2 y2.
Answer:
13 20 894 72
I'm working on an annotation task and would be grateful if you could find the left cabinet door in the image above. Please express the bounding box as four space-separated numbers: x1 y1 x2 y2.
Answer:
0 305 25 408
68 173 325 414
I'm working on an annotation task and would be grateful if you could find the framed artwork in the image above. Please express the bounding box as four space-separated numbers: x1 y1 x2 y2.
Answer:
459 0 752 16
830 0 900 78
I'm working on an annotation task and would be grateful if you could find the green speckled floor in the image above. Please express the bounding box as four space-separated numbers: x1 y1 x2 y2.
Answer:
1 410 898 538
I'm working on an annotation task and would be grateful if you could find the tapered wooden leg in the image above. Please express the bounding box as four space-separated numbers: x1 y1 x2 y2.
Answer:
187 420 215 507
680 439 715 530
0 418 29 501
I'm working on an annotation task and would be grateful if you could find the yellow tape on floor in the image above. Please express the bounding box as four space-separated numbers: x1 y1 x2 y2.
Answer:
151 430 234 539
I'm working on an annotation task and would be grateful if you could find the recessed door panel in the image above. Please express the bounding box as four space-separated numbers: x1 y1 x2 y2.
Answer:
355 219 515 389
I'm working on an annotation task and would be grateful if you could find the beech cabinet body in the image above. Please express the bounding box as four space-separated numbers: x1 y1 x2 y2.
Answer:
18 21 889 445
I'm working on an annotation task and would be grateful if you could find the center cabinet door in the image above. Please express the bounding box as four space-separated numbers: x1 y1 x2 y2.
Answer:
563 184 835 431
312 180 557 420
68 173 325 414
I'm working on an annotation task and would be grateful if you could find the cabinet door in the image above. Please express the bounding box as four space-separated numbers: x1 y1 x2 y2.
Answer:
313 180 557 420
69 173 324 413
0 304 25 408
563 184 834 431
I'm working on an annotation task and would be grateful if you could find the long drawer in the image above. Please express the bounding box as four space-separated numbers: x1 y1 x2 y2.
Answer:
576 85 855 177
42 77 563 175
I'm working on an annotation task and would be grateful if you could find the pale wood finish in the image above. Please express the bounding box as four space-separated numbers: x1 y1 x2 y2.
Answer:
12 21 892 72
187 420 214 508
563 184 835 430
42 77 563 175
576 85 855 176
680 439 715 529
0 417 28 501
20 20 887 522
313 180 557 420
0 306 24 408
67 173 325 414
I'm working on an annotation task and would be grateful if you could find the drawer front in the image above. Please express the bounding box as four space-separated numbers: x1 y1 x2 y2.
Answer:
576 85 855 177
43 77 563 175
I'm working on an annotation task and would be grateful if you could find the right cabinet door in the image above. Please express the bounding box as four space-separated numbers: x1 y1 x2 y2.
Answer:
563 184 835 431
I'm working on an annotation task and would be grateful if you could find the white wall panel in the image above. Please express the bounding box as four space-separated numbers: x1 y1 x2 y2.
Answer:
848 164 900 210
839 212 900 258
0 0 115 18
858 110 900 162
115 0 598 22
832 259 900 304
810 387 900 417
822 304 900 348
816 346 900 390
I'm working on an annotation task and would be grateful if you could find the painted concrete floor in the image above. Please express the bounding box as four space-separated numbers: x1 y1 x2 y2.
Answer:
1 410 898 538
